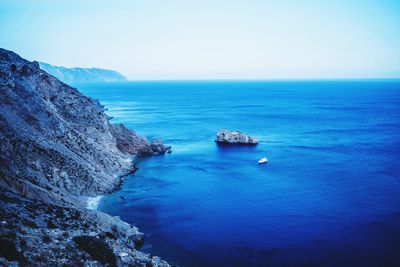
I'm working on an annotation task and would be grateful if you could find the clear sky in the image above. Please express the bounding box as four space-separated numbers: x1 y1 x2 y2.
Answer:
1 0 399 80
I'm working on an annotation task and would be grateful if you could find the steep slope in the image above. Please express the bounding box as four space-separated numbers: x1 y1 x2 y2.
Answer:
39 62 127 84
0 48 170 266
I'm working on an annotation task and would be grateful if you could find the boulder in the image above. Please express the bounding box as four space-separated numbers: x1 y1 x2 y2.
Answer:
215 129 258 145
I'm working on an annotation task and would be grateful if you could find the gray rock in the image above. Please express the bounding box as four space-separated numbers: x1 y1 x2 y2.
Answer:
0 48 170 266
215 129 258 145
110 124 170 156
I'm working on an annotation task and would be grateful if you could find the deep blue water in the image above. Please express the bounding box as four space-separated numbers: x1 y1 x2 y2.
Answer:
79 81 400 267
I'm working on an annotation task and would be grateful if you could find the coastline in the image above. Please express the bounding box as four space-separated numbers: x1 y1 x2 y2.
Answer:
0 48 171 266
86 195 104 210
86 157 135 211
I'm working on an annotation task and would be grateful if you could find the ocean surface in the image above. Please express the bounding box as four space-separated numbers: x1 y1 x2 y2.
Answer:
79 81 400 267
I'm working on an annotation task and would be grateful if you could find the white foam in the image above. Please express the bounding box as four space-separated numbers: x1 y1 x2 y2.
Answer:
86 195 104 210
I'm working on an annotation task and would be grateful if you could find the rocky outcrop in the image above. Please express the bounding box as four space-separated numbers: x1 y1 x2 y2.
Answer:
215 129 258 145
0 48 170 266
0 190 168 267
39 62 127 84
110 124 171 155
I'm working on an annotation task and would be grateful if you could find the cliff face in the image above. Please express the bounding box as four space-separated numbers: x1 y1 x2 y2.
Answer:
0 48 170 267
39 62 127 84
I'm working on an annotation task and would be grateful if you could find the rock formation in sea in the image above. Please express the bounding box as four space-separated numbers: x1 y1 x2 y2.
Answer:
0 48 170 266
215 129 258 145
39 62 127 84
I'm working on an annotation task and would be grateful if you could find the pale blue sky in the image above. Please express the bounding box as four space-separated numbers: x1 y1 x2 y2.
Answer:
1 0 399 79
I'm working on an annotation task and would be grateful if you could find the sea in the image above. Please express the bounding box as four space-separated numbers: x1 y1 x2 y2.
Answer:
79 80 400 267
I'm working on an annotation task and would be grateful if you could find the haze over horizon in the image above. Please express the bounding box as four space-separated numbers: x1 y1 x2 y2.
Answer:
1 0 399 80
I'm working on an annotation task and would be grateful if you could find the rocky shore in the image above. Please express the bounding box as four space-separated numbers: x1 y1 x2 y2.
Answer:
0 48 170 266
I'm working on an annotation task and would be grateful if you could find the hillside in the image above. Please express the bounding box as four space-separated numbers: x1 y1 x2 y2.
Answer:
39 62 127 84
0 48 169 267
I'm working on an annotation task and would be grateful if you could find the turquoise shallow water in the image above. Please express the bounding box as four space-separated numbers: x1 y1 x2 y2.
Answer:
79 81 400 267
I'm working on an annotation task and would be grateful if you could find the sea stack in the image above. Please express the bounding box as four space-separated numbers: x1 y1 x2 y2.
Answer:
215 129 258 145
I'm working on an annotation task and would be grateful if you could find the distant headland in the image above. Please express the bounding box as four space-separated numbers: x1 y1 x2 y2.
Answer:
39 62 127 84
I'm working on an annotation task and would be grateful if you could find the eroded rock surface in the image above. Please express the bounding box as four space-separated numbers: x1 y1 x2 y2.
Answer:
111 124 171 155
215 129 258 145
0 48 170 266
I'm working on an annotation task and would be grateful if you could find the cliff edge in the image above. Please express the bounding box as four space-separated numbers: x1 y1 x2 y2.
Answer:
0 48 170 266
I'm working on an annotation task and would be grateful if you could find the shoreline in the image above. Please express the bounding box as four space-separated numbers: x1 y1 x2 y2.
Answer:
87 156 144 211
86 195 104 210
0 48 171 266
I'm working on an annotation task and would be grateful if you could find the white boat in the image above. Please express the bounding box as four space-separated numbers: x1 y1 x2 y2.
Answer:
258 157 268 164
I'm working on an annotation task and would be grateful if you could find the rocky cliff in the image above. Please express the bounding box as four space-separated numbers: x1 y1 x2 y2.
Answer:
39 62 127 84
0 48 170 266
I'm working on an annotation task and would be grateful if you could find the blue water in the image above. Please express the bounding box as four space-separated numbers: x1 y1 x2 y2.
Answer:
79 81 400 267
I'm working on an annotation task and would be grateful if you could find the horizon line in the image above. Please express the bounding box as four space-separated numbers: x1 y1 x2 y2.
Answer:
71 78 400 86
120 77 400 82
